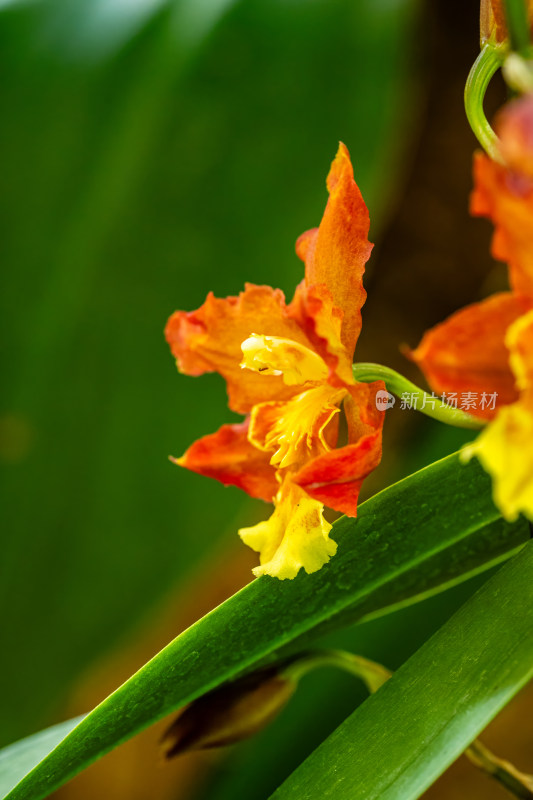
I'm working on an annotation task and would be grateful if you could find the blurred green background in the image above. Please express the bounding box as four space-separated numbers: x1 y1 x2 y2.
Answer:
1 1 518 798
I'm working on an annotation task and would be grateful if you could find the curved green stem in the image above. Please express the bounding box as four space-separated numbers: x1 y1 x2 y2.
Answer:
353 362 485 430
465 42 507 161
282 649 391 694
467 739 533 799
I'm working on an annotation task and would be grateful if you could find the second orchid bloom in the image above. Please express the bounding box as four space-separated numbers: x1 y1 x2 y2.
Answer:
412 93 533 523
166 144 385 579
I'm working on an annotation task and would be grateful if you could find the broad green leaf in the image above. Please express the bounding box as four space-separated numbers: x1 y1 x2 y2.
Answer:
2 452 529 800
270 542 533 800
0 718 84 799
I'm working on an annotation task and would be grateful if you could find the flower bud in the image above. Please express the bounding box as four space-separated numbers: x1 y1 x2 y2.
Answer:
161 668 296 759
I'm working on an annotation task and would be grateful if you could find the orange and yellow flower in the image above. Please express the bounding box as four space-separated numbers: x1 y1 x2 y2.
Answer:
411 93 533 521
165 144 385 579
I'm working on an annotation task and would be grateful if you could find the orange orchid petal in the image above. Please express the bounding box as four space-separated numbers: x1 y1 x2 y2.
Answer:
410 293 529 419
174 420 278 502
472 144 533 298
295 142 373 360
288 281 352 385
293 431 382 517
165 284 315 414
345 380 387 442
295 228 318 263
293 381 385 516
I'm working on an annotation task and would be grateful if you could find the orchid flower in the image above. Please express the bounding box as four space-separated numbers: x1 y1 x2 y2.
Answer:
412 94 533 520
166 144 385 579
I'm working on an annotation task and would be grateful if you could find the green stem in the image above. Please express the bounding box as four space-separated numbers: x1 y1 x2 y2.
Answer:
353 362 485 430
282 649 392 694
503 0 533 58
467 739 533 799
465 42 507 161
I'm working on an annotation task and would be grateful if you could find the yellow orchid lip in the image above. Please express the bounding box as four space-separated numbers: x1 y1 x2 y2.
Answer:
240 333 329 385
506 308 533 392
239 480 337 580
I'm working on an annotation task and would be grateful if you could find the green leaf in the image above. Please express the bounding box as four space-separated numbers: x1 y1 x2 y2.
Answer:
3 453 529 800
269 541 533 800
0 718 84 799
